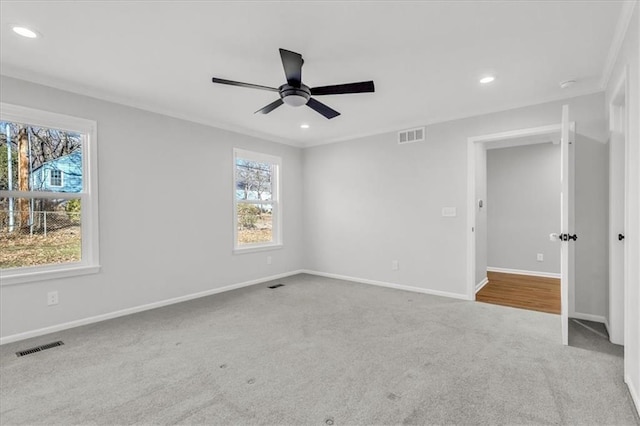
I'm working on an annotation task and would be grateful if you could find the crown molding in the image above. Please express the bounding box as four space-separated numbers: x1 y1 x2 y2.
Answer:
600 0 638 89
0 65 303 148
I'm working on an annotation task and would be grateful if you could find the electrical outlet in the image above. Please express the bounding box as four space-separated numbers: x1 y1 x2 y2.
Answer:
47 291 59 306
391 260 399 271
537 253 544 262
266 256 272 265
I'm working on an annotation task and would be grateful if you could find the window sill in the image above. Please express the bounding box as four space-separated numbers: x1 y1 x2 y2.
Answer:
233 244 283 255
0 264 101 286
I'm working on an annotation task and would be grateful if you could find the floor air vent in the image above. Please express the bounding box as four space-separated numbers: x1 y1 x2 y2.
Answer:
268 284 285 289
16 341 64 357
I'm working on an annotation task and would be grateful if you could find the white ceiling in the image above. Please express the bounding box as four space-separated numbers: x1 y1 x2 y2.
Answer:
0 1 630 147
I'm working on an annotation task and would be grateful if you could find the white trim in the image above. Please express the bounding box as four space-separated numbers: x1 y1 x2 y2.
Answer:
234 148 281 165
233 244 283 255
569 312 607 325
0 269 304 345
475 277 489 293
486 267 561 279
609 68 629 131
0 102 96 134
0 264 101 286
467 133 477 303
626 374 640 417
301 269 471 301
608 65 629 346
467 122 575 145
600 1 638 89
0 189 83 200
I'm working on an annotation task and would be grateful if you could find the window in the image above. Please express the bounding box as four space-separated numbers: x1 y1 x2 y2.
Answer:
0 103 100 285
233 149 281 252
49 169 63 187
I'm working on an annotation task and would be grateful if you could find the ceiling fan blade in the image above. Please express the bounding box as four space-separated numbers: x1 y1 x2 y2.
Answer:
279 48 303 87
212 77 279 92
310 81 375 96
306 98 340 119
255 98 284 114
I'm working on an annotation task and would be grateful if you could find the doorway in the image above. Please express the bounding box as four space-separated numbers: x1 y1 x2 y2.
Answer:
474 132 562 314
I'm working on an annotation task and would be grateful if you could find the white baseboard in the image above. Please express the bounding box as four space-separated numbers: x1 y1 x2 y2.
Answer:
487 266 561 279
475 277 489 293
0 270 304 345
569 312 607 325
626 375 640 418
301 269 471 301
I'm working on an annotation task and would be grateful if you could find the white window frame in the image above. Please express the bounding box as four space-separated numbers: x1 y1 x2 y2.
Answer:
0 103 100 285
233 148 282 253
49 169 63 188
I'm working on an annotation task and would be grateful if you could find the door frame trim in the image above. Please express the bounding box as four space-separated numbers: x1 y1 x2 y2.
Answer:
608 65 630 348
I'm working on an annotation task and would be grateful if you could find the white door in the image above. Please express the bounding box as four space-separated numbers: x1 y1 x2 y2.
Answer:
559 104 575 346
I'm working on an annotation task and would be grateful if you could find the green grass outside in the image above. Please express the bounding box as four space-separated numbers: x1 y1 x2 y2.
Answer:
0 226 81 269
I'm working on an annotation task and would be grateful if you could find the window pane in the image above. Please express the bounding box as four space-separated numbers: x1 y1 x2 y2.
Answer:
235 159 272 201
237 203 273 245
1 197 82 269
0 121 83 193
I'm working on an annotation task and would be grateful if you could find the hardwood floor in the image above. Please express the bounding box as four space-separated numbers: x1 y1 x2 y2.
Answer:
476 271 560 315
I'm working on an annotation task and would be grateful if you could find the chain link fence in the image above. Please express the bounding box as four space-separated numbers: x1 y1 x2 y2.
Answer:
1 209 80 237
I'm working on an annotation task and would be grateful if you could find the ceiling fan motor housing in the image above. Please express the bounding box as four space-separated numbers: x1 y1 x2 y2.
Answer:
280 83 310 107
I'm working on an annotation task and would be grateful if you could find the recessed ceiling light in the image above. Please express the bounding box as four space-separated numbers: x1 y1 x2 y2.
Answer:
559 79 577 89
12 26 39 38
479 76 495 84
300 124 310 129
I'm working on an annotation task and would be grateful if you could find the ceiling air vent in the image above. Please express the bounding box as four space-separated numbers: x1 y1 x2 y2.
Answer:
398 127 425 145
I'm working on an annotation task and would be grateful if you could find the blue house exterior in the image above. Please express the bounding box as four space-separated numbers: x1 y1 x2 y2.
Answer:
31 150 82 193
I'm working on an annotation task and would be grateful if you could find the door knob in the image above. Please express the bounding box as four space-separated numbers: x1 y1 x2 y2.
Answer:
618 234 625 241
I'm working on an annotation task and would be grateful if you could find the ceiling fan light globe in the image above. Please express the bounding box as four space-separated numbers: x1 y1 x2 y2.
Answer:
283 94 309 107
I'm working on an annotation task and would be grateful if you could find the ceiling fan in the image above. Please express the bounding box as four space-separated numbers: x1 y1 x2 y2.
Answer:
211 48 375 119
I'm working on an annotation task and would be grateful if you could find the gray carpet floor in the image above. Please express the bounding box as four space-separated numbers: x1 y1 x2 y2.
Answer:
569 318 625 358
1 274 638 425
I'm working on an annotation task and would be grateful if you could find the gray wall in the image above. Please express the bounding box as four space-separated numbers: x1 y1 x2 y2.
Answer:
487 143 561 274
303 92 609 315
0 76 305 338
0 78 610 338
